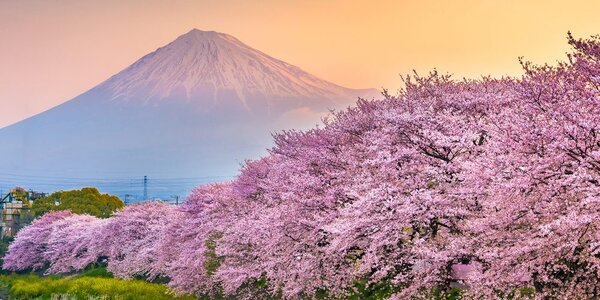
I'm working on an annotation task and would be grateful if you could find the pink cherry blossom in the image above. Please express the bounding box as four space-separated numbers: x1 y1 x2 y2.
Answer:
4 33 600 299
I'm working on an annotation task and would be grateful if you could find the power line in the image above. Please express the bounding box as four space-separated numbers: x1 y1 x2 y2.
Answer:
0 173 236 203
0 172 234 181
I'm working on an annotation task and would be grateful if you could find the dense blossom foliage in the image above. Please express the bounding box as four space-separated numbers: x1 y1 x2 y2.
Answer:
45 214 107 273
3 211 73 271
156 183 247 295
3 34 600 299
101 202 181 279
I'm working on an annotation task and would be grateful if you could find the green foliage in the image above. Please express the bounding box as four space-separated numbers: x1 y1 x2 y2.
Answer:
0 273 194 300
200 277 281 300
499 287 536 300
0 237 14 274
345 280 400 300
311 280 400 300
79 266 114 279
32 188 124 219
0 270 532 300
203 232 223 277
13 209 35 234
192 274 469 300
0 237 13 257
10 188 31 207
428 287 465 300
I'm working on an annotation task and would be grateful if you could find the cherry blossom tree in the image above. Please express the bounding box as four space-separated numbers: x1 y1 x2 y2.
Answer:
100 201 181 280
2 211 73 271
156 183 252 296
45 214 106 273
4 33 600 299
464 33 600 298
214 74 515 298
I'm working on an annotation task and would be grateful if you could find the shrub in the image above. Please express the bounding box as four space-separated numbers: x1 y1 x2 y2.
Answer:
32 188 123 219
0 273 195 300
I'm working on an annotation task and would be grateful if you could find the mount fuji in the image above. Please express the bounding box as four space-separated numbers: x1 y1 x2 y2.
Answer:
0 29 378 199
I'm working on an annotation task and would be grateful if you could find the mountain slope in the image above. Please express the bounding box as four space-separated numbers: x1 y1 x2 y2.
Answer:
0 29 378 199
104 30 366 107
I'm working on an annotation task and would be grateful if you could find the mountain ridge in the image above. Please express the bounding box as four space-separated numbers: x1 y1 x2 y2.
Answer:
0 29 379 198
100 29 373 109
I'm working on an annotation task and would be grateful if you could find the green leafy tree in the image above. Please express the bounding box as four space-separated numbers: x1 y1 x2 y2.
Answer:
32 187 124 218
10 187 31 206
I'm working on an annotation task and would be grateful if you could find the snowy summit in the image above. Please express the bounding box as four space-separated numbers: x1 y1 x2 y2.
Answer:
103 29 373 112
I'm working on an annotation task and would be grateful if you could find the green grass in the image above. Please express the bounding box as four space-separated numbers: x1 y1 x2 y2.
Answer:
77 266 114 279
0 266 535 300
0 270 195 300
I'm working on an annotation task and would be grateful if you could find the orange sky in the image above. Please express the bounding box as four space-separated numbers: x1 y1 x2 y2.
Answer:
1 0 600 128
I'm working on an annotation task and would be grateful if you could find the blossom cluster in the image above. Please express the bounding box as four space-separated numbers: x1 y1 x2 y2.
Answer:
4 34 600 299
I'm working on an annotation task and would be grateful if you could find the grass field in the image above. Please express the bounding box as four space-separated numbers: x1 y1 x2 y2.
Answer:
0 268 194 300
0 266 534 299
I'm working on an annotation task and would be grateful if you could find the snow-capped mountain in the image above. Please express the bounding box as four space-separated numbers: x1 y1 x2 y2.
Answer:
105 30 364 108
0 29 378 199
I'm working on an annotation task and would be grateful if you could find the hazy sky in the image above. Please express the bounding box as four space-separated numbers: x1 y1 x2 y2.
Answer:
1 0 600 128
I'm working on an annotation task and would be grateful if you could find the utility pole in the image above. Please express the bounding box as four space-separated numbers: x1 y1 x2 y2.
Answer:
143 176 148 200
